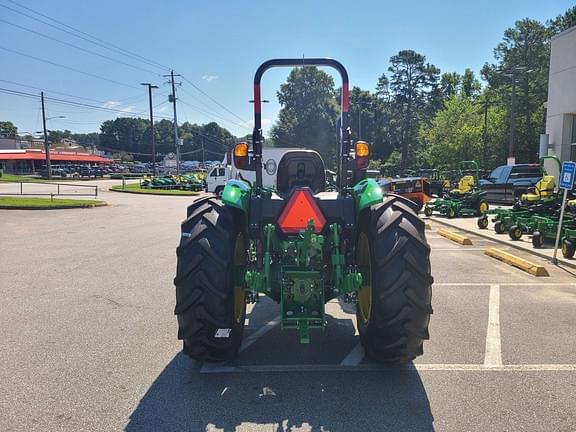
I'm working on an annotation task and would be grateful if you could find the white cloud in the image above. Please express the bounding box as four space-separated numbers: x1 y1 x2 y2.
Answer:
103 101 121 109
202 75 219 82
157 105 169 113
102 101 135 113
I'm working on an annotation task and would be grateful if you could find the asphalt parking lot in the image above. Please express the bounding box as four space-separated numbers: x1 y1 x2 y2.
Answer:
1 182 576 431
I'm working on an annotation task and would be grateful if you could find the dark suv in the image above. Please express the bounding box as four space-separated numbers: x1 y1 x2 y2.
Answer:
480 164 543 204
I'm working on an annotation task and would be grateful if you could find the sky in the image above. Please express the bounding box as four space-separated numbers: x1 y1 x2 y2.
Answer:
0 0 574 139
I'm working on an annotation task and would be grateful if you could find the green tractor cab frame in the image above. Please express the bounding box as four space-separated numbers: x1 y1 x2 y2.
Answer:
174 58 433 364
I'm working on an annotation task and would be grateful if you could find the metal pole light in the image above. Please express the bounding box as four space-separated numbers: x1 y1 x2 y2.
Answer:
40 90 65 180
503 66 532 160
141 83 159 176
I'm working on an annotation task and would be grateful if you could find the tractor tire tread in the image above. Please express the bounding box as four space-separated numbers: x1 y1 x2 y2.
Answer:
174 197 245 362
358 196 433 364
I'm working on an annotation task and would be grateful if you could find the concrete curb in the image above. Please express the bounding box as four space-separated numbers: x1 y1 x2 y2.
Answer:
108 187 199 197
437 228 473 245
0 202 107 210
429 216 576 270
484 247 550 276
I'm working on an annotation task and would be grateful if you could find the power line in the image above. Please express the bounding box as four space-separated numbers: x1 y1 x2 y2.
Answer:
180 75 248 124
0 45 140 90
0 78 123 105
0 18 161 76
179 86 250 129
178 97 250 132
1 1 169 72
0 87 173 119
1 2 248 131
1 86 243 140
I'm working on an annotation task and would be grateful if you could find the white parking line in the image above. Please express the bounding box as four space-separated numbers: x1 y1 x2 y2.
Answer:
199 316 281 373
484 284 502 367
432 248 485 251
434 283 576 287
340 343 365 366
240 315 281 353
199 363 576 374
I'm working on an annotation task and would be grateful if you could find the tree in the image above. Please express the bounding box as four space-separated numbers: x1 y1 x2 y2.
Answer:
440 72 461 99
382 50 440 170
0 121 18 138
461 69 481 98
270 67 338 164
420 95 507 170
99 118 148 155
548 6 576 34
481 19 550 163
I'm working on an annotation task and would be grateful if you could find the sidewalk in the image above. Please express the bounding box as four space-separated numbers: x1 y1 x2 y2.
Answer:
425 213 576 270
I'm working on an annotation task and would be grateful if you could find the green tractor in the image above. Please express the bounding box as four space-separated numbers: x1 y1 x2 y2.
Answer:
173 59 433 364
424 161 488 218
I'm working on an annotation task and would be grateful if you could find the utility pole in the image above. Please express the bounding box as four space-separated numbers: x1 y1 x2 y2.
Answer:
141 83 158 176
509 73 517 159
202 136 205 167
504 66 531 161
164 70 182 175
41 91 51 180
483 96 489 168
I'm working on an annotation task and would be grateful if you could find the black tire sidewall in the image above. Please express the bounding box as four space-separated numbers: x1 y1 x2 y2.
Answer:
356 197 432 363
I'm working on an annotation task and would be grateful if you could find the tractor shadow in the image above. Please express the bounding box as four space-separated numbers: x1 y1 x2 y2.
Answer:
125 353 434 432
126 301 434 431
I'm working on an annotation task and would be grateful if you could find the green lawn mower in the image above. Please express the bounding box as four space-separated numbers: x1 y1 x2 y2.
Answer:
173 58 433 364
424 161 488 218
477 156 562 234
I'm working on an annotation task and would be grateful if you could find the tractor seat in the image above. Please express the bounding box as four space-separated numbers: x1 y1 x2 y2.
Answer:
521 175 555 202
276 150 326 194
450 175 475 195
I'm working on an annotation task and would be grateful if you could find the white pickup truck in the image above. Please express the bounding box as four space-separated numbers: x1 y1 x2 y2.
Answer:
205 147 293 194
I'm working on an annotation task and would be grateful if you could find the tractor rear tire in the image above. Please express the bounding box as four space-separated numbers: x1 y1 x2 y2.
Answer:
356 195 433 364
174 196 247 362
494 221 506 234
424 206 433 217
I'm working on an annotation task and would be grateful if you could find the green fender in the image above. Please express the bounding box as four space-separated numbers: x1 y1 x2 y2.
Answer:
222 179 251 212
352 178 383 213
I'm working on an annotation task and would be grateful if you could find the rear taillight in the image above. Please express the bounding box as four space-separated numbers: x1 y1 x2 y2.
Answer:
233 142 249 169
355 141 370 169
278 188 326 234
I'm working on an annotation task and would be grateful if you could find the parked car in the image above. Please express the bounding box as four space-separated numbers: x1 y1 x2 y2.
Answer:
480 164 543 204
39 166 68 178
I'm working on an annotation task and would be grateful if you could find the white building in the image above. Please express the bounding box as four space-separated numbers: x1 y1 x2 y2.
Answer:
545 25 576 161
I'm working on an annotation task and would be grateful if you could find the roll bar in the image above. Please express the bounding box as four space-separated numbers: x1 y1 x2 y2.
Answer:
252 58 350 189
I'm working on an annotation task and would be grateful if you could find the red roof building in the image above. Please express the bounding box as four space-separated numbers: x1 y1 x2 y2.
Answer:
0 149 112 174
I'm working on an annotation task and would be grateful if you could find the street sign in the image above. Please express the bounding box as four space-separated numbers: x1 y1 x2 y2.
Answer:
559 161 576 189
552 160 576 264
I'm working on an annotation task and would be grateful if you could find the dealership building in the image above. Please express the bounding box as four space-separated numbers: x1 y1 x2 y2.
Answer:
545 25 576 161
0 149 112 174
